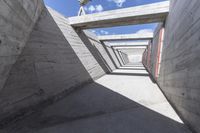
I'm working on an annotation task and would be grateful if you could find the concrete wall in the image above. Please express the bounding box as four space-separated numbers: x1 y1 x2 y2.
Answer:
106 46 121 68
84 31 116 72
129 55 143 64
146 23 164 79
0 6 114 125
114 49 124 66
0 0 44 92
150 25 161 77
121 52 129 64
157 0 200 132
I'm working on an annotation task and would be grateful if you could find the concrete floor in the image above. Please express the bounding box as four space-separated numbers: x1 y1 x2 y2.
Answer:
1 65 192 133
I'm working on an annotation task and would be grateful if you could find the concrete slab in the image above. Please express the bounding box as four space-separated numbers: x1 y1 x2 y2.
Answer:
69 1 169 29
105 41 149 47
98 33 153 41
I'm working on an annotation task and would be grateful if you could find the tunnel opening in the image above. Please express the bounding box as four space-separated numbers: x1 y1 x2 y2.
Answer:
0 0 199 133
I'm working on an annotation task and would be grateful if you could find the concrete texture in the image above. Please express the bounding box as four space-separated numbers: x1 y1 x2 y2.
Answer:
0 7 115 124
106 41 149 47
98 33 153 41
114 46 147 49
69 1 169 29
0 0 199 132
155 0 200 132
114 49 124 66
47 8 107 79
120 52 129 65
0 0 44 91
84 31 116 72
144 23 164 79
105 46 121 68
0 65 191 133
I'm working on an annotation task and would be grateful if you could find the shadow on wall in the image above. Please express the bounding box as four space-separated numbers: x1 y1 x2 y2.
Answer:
101 42 119 69
0 7 108 126
1 82 189 133
76 31 112 73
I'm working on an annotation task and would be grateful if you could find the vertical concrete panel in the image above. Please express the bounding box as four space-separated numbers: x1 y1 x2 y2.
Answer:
121 52 129 64
106 46 121 68
88 35 116 71
157 0 200 132
113 49 123 66
78 31 115 73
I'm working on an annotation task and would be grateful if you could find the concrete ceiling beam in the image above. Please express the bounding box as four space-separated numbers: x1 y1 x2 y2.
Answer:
98 33 153 41
69 1 169 29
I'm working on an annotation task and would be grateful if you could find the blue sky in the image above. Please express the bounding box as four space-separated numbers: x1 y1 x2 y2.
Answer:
44 0 167 35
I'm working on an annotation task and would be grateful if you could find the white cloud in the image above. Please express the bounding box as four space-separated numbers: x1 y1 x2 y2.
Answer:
108 0 126 7
88 5 96 12
100 30 109 35
84 4 104 13
96 5 104 12
90 30 109 35
135 29 153 34
90 30 96 33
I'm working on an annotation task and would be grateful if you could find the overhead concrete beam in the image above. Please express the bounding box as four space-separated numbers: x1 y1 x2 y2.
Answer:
98 33 153 41
110 44 148 47
69 1 169 29
114 46 147 49
107 41 149 47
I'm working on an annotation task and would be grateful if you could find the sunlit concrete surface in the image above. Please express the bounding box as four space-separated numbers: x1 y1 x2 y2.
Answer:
98 33 153 41
0 65 191 133
97 65 183 123
105 41 149 47
112 67 149 75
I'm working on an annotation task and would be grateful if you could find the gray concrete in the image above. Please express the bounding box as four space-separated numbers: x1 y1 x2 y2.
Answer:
106 41 149 47
47 8 107 79
114 46 147 49
113 49 124 66
0 65 191 133
105 46 121 68
0 0 44 91
155 0 200 132
69 1 169 29
145 23 163 78
0 7 115 123
114 47 146 64
120 52 130 65
84 31 116 71
98 33 153 41
0 0 199 133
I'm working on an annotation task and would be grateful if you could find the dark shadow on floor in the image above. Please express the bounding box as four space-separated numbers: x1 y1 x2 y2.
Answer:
0 82 190 133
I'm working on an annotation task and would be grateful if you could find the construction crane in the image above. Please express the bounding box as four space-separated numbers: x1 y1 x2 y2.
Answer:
78 0 92 16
